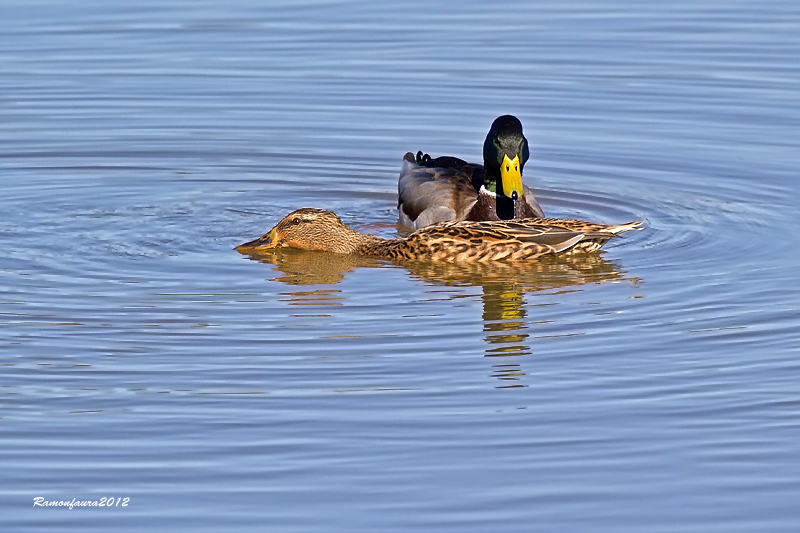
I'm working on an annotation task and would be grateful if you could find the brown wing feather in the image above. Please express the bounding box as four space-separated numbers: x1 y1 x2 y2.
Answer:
387 217 641 261
410 221 583 249
520 218 643 234
434 219 586 247
387 224 586 262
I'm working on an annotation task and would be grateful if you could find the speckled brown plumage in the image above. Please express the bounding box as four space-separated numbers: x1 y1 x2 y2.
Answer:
514 217 644 254
237 208 642 263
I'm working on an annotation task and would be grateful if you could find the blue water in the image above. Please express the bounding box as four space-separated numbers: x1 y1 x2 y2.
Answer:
2 1 799 531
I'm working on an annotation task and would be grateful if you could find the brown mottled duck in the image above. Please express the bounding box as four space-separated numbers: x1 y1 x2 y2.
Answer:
237 208 641 262
398 115 545 230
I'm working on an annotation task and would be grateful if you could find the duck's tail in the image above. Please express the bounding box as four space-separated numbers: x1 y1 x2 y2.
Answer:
604 221 644 235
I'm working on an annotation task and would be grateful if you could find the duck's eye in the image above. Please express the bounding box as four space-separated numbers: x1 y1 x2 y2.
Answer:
292 218 301 225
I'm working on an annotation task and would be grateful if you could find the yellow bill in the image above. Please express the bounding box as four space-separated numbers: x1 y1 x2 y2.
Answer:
500 154 523 200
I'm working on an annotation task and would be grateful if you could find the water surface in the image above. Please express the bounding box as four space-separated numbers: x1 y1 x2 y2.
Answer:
2 1 799 531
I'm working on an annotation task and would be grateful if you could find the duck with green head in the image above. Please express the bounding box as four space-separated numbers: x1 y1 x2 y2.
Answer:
398 115 544 230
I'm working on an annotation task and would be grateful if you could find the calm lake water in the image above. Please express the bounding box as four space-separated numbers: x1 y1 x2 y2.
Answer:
2 0 799 531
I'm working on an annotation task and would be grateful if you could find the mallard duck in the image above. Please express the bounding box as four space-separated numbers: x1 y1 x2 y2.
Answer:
237 208 641 262
398 115 545 230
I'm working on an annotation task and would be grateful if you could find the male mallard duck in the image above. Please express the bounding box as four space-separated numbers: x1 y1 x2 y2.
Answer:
237 208 641 262
398 115 545 230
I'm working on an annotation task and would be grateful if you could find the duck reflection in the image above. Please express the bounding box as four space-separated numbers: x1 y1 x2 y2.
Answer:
242 247 382 285
239 248 637 385
400 254 634 372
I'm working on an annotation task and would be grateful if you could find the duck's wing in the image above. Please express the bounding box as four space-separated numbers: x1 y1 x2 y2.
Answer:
519 184 546 218
398 152 482 230
391 217 641 262
423 219 589 251
396 220 585 261
522 218 643 235
510 218 643 254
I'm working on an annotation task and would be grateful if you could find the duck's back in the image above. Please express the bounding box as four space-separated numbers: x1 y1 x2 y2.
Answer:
397 152 481 230
371 218 587 262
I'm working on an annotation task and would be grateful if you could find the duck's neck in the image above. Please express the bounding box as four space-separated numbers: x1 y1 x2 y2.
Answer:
328 226 384 255
482 167 501 195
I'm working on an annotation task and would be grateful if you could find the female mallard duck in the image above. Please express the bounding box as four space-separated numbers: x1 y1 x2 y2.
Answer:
237 208 641 262
398 115 545 230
